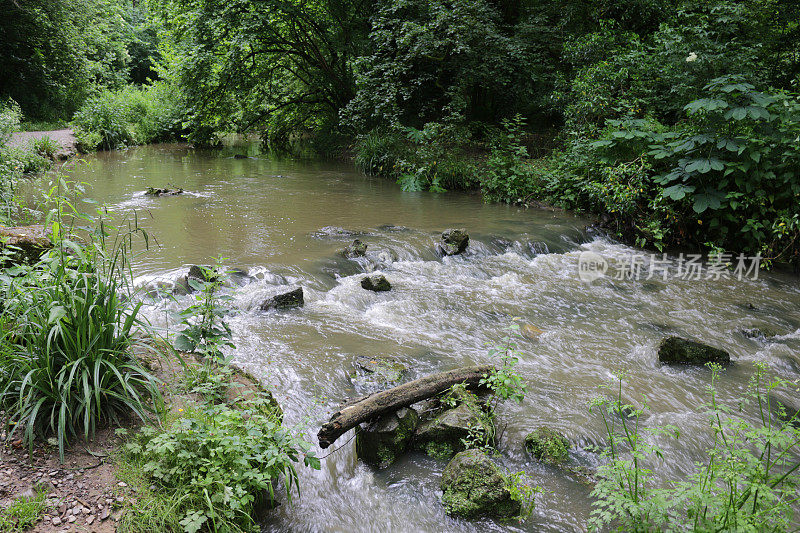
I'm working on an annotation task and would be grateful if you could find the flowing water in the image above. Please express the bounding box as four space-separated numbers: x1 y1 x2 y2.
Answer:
53 143 800 532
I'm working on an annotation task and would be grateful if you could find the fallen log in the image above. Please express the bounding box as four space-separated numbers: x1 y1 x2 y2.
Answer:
318 365 493 448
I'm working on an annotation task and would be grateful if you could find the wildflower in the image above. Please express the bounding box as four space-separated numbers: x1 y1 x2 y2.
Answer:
178 408 184 412
685 52 698 63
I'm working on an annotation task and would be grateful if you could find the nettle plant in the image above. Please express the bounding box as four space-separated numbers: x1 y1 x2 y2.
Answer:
589 364 800 532
173 258 234 361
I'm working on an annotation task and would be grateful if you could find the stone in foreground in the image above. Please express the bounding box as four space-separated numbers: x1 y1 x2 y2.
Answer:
658 336 730 365
0 225 52 263
356 407 419 468
260 287 304 310
361 274 391 292
440 449 521 519
437 229 469 256
525 427 569 465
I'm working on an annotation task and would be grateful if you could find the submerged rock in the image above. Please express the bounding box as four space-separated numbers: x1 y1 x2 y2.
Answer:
233 154 248 159
259 287 304 310
145 186 183 196
437 229 469 256
741 326 782 341
356 407 419 468
657 336 730 365
342 239 368 258
187 264 220 283
440 449 521 519
361 274 391 292
525 427 569 465
0 225 52 263
414 403 492 460
354 356 408 385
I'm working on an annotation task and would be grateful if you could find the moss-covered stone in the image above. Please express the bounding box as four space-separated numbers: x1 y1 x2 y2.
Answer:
437 229 469 256
259 287 304 310
414 403 492 460
356 407 419 468
524 427 569 465
361 274 391 292
0 225 52 263
440 449 521 519
341 239 368 258
657 336 730 365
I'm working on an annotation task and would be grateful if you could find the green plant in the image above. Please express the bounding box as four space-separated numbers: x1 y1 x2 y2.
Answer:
0 485 50 532
184 361 234 404
121 396 320 533
172 259 234 361
503 471 540 521
481 115 537 204
0 178 162 461
481 321 527 411
589 364 800 532
29 136 61 159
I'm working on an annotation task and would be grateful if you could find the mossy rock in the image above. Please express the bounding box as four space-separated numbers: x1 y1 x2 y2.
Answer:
414 403 492 460
437 229 469 256
259 287 304 310
524 427 569 465
440 449 521 519
356 407 419 468
341 239 368 258
361 274 391 292
354 356 408 386
0 225 52 264
657 336 730 365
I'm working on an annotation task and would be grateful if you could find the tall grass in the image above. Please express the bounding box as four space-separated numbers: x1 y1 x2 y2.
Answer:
0 177 162 460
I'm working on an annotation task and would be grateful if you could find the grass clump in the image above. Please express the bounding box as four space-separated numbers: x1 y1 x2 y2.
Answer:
0 178 162 461
0 486 50 532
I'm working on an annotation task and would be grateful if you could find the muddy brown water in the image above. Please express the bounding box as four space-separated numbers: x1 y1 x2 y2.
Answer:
45 143 800 532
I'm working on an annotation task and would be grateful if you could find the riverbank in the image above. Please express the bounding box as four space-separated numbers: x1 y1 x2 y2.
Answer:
0 336 283 532
8 130 77 161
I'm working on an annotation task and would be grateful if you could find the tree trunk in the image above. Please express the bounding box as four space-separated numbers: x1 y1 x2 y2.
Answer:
317 365 493 448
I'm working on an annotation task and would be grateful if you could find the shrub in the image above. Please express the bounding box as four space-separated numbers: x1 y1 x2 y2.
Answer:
0 99 21 146
589 364 800 532
120 396 320 533
72 83 185 151
29 135 61 159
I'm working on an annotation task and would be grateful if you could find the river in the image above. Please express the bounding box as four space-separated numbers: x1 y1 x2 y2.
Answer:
56 143 800 532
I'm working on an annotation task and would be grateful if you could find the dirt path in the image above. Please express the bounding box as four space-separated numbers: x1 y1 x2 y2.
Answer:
8 129 77 160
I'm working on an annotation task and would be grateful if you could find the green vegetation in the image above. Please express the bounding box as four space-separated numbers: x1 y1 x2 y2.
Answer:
590 364 800 532
119 396 318 533
0 486 50 532
0 178 162 461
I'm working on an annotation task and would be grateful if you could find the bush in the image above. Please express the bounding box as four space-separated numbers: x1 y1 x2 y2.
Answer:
0 99 21 147
72 83 186 151
589 364 800 532
120 396 320 533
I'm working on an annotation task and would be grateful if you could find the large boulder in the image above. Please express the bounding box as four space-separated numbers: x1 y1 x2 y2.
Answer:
341 239 368 258
356 407 419 468
524 427 569 465
658 336 730 365
440 449 521 519
259 287 304 310
414 403 492 460
361 274 391 292
437 229 469 256
0 225 52 263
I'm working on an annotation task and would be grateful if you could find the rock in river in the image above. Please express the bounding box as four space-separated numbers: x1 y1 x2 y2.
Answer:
440 449 521 519
356 407 419 468
361 274 391 292
437 229 469 256
260 287 304 310
145 186 183 196
415 403 492 460
658 336 730 365
525 427 569 465
341 239 368 258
